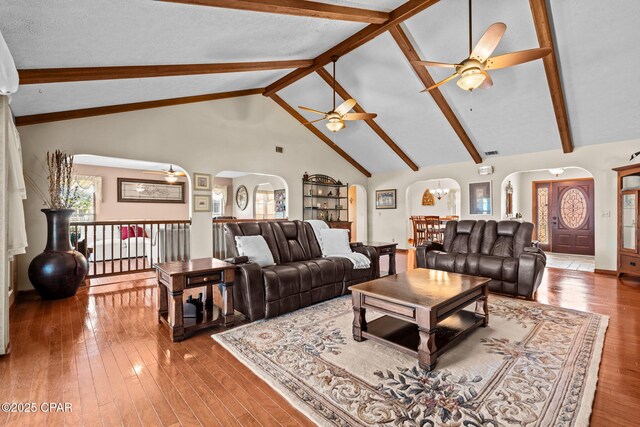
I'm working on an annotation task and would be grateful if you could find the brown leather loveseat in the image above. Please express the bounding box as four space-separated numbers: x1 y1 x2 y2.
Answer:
224 220 379 321
416 220 546 299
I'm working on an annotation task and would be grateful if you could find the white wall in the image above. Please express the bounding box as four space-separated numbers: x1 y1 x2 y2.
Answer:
367 138 639 271
16 94 368 290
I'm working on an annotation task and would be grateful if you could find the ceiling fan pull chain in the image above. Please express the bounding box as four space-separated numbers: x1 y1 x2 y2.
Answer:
332 58 337 111
468 0 473 56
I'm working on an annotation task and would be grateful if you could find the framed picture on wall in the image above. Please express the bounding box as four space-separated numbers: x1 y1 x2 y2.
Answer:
375 189 397 209
117 178 185 203
469 181 492 215
193 173 211 191
194 194 212 212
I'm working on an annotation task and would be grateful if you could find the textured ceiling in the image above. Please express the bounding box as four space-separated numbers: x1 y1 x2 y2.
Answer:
3 0 639 173
1 0 365 67
548 0 640 147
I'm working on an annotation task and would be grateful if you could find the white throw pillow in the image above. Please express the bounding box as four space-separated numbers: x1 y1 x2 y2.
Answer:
319 229 352 256
234 235 276 267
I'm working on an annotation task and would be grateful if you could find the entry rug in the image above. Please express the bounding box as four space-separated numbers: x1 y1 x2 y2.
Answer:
213 296 608 426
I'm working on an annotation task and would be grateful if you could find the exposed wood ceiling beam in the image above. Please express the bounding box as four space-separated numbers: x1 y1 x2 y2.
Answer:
263 0 440 96
315 67 419 171
18 60 313 84
158 0 389 24
389 26 483 164
268 93 371 177
529 0 573 153
14 88 263 126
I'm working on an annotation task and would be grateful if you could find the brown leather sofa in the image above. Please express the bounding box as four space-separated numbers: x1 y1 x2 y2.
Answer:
224 220 379 321
416 220 546 299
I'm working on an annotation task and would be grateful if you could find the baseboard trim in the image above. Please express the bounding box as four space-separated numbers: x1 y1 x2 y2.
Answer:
16 289 40 302
594 269 617 276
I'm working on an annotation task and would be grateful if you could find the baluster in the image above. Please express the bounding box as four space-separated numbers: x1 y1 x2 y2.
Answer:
170 223 174 261
119 224 123 274
101 224 105 276
111 224 114 274
127 222 131 273
142 222 147 270
135 222 139 272
163 223 167 263
92 224 97 276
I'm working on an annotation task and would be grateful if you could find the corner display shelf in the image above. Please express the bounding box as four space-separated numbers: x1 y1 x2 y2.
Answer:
613 163 640 277
303 174 351 235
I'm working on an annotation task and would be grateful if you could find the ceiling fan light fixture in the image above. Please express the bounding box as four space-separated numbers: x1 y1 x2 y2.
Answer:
457 68 485 91
326 118 345 133
164 175 179 184
548 168 565 177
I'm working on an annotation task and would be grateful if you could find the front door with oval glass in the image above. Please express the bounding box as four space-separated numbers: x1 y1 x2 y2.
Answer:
533 179 595 255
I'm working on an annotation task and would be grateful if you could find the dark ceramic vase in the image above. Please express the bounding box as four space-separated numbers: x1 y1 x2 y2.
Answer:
28 209 89 300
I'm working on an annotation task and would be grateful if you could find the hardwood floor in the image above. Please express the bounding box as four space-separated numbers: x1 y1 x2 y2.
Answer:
2 264 639 426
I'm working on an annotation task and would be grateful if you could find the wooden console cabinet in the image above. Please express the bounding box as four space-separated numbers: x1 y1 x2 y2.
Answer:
613 163 640 277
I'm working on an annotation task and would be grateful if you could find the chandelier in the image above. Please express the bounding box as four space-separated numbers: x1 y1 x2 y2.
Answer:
429 181 450 200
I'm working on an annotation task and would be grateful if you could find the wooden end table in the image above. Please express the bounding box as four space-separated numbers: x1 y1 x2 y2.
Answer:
349 268 489 371
351 241 398 277
155 258 239 342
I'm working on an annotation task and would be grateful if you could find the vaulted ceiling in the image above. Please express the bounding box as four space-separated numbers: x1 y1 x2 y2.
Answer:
3 0 639 176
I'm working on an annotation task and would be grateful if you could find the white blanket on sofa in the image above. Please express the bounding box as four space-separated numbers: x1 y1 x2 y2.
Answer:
306 220 370 269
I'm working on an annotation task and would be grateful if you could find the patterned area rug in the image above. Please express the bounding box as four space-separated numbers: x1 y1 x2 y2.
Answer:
213 296 608 426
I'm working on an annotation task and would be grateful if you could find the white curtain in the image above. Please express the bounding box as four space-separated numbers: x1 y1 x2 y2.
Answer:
6 106 27 258
212 185 227 216
1 95 11 354
0 31 18 95
75 175 103 202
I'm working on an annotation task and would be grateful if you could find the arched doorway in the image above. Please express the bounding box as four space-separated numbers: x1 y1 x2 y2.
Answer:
213 171 288 220
405 178 462 246
348 184 367 242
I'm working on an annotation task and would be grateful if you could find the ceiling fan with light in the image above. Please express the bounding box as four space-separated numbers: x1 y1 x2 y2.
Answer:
411 0 551 92
143 165 186 183
298 56 377 133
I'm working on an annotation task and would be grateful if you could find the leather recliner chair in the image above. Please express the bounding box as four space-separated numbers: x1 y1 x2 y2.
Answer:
416 220 546 299
224 220 379 321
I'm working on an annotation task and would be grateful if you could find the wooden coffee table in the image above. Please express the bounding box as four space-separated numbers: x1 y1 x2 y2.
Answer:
349 268 490 371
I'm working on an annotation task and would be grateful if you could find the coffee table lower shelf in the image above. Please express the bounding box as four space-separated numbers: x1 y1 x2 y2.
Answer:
361 310 484 359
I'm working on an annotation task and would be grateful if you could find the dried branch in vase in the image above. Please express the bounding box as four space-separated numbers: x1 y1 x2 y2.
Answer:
27 150 80 209
46 150 79 209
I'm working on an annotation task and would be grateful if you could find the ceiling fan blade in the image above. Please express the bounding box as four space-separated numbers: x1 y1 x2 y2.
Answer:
173 172 187 177
479 71 493 89
334 98 357 116
302 118 326 125
411 60 457 69
470 22 507 62
298 106 327 115
422 73 458 92
143 171 167 175
343 112 377 121
485 47 552 70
